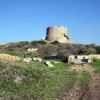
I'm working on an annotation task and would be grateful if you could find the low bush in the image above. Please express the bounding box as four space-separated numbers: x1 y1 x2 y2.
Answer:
91 59 100 73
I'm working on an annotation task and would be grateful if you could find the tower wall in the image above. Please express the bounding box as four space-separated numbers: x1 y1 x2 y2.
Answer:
45 26 69 43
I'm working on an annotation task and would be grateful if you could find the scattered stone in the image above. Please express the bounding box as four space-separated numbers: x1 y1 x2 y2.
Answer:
0 96 11 100
44 61 54 67
33 57 42 62
23 58 32 63
13 75 24 84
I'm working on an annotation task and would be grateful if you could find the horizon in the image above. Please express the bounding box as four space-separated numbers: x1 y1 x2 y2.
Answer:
0 0 100 45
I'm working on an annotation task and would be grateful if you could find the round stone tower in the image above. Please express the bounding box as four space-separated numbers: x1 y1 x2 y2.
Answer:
45 26 70 43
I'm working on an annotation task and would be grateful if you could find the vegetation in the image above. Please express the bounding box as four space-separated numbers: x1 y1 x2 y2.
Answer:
0 41 100 99
0 60 79 99
91 59 100 73
95 46 100 54
6 50 38 58
0 41 99 58
80 71 90 89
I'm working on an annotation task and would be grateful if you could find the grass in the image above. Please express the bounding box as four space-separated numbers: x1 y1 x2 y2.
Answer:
80 71 90 89
91 59 100 73
0 60 78 100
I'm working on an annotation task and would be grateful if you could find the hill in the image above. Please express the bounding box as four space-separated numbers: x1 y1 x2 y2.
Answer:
0 41 100 99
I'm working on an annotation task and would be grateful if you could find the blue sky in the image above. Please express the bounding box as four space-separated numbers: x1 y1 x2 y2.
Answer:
0 0 100 44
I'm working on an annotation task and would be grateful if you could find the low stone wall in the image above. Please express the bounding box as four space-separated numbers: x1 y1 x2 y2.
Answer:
88 54 100 59
68 54 100 64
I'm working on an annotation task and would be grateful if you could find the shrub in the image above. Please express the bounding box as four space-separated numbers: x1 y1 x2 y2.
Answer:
95 46 100 54
31 40 47 46
91 59 100 73
51 41 59 44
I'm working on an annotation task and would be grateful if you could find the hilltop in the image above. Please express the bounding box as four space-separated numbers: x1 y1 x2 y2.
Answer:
0 40 100 100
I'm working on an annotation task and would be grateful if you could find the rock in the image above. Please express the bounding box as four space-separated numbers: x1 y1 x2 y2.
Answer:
23 58 32 63
33 57 42 62
44 61 54 67
13 75 24 84
27 48 38 52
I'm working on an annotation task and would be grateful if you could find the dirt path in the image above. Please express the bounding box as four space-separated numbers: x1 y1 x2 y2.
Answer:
84 65 100 100
63 64 100 100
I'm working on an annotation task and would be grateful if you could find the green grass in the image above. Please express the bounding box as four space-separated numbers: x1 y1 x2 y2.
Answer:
80 71 90 89
91 59 100 73
0 60 78 100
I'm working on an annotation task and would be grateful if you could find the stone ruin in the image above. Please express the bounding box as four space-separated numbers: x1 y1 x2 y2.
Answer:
45 26 73 43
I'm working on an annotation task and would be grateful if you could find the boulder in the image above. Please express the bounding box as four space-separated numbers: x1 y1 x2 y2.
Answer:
23 58 32 63
44 61 54 67
33 57 42 62
13 75 24 84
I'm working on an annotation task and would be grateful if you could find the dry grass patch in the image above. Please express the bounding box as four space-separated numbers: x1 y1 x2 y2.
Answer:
0 53 21 61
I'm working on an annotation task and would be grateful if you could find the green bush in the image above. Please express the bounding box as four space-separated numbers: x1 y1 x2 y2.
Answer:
95 46 100 54
7 50 38 58
51 41 59 45
91 59 100 73
31 40 47 46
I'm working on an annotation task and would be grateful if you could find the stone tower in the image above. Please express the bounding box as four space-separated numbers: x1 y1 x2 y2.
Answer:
45 26 73 43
